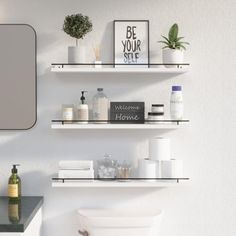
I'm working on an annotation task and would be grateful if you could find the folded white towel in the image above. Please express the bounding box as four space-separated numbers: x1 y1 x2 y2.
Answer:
58 169 94 179
59 160 93 170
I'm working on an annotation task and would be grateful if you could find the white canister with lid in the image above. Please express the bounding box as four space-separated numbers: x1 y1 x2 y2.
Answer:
152 104 164 113
148 112 164 123
62 104 74 121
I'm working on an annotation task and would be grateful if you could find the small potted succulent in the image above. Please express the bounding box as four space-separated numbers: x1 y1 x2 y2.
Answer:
63 13 93 63
159 23 189 67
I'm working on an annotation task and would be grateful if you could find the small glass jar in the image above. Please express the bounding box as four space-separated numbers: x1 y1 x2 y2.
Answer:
97 154 118 179
148 112 164 123
62 104 74 122
152 104 164 113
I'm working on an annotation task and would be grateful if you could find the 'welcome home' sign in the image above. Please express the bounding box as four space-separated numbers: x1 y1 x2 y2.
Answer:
110 102 145 123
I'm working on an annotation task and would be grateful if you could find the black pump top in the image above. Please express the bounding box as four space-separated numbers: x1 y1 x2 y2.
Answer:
12 164 20 174
80 91 88 104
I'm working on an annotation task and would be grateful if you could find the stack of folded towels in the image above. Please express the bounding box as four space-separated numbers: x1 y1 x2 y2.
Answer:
58 160 94 179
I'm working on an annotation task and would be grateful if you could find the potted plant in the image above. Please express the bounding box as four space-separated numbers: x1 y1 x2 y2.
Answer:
158 23 189 67
63 13 93 63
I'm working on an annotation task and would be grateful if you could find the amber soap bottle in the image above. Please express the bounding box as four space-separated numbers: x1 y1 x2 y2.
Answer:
8 165 21 200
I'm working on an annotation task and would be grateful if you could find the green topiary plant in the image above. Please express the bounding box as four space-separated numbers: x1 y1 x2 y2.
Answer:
63 13 93 46
158 23 189 50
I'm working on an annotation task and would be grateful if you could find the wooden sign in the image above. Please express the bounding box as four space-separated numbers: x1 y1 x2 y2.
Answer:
110 102 145 123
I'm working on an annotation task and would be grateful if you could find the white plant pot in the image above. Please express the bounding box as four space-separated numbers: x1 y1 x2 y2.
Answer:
68 45 85 64
162 49 184 68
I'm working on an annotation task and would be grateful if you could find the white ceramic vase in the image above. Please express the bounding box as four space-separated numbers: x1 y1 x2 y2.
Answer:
162 48 184 68
68 45 85 64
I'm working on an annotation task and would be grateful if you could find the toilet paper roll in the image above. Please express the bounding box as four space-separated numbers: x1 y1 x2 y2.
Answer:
138 159 157 178
149 137 170 161
161 159 183 178
153 160 161 178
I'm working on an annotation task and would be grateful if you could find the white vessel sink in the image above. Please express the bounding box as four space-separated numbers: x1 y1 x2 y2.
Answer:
78 208 162 236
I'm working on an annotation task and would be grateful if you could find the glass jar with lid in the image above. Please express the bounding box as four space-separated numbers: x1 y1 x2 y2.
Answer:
97 154 118 179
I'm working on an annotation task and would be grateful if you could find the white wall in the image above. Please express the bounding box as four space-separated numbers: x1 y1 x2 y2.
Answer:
0 0 236 235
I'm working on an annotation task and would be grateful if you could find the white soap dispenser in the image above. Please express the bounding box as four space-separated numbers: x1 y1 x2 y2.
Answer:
78 91 89 123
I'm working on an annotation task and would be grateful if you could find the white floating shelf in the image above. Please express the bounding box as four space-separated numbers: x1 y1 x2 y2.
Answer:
52 180 188 188
51 122 189 130
51 66 189 75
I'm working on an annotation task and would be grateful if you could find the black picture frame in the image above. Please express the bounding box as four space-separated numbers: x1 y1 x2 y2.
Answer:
113 20 150 68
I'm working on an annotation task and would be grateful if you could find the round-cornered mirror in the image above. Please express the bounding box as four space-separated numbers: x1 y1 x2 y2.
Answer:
0 24 37 130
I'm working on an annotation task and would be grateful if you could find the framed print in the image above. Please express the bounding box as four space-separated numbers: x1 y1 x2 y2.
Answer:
113 20 150 68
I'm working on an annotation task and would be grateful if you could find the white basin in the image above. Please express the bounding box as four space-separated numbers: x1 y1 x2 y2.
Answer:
78 208 163 236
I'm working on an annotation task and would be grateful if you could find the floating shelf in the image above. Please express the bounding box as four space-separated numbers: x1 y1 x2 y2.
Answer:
51 63 190 75
51 120 189 130
52 178 190 188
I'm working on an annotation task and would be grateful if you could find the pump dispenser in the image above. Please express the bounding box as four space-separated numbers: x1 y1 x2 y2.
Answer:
80 91 86 104
78 91 89 123
8 164 21 200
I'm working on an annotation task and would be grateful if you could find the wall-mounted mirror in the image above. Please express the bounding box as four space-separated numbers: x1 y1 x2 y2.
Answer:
0 24 37 130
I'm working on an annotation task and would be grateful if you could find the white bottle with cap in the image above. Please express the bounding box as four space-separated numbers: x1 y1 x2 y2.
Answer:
170 85 184 120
